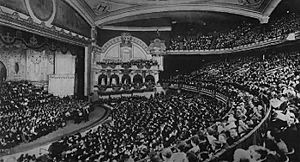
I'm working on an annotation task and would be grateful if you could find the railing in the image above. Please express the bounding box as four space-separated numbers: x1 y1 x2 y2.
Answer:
206 102 271 162
170 84 229 104
165 83 272 162
166 35 286 55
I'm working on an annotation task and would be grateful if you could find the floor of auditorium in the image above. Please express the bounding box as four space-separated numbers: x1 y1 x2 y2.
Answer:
6 104 110 155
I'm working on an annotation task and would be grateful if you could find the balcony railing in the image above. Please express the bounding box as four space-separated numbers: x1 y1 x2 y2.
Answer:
166 34 294 55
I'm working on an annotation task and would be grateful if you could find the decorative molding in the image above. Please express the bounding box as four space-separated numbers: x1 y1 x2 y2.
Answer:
47 53 54 64
101 26 172 32
0 9 91 47
261 0 282 17
95 3 265 25
259 16 269 23
101 35 149 54
27 0 54 22
92 0 112 15
238 0 264 7
149 38 166 55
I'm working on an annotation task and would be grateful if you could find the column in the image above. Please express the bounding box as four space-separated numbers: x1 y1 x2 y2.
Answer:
90 25 97 93
107 72 111 85
85 45 92 96
130 73 134 84
142 76 145 83
117 73 121 85
119 73 124 84
154 72 159 84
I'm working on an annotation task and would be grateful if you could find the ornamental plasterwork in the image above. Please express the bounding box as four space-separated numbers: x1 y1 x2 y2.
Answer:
101 34 150 55
0 7 91 47
238 0 263 6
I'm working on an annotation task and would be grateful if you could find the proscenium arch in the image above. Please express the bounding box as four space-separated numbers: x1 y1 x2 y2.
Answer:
95 4 269 25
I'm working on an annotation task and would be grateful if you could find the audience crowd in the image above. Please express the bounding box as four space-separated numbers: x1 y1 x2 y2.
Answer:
43 92 233 161
13 47 300 162
9 47 300 162
169 12 300 50
0 10 299 162
17 75 266 162
164 48 300 161
0 81 90 150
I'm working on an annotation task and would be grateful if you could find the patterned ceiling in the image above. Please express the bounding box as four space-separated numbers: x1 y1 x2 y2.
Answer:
70 0 282 26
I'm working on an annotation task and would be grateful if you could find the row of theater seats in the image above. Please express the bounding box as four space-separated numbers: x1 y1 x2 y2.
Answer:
165 49 300 161
35 86 262 162
169 12 300 50
14 63 266 162
12 47 300 162
0 81 90 150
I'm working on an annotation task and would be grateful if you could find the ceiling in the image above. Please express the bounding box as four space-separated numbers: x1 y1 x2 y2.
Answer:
107 11 256 27
69 0 283 28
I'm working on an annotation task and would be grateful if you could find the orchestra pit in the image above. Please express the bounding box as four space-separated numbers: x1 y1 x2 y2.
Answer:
0 0 300 161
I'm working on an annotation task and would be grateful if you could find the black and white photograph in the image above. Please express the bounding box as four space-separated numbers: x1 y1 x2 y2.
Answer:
0 0 300 161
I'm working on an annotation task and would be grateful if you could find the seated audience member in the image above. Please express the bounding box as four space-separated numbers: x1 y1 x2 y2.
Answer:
0 81 90 149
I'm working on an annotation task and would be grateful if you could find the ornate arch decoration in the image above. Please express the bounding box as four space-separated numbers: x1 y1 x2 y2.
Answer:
122 74 131 84
145 75 155 83
101 35 150 55
98 73 108 85
110 74 119 85
133 74 143 84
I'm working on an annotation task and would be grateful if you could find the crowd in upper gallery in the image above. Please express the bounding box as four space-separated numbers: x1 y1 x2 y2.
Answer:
168 12 300 50
0 81 90 150
164 49 300 161
24 47 300 162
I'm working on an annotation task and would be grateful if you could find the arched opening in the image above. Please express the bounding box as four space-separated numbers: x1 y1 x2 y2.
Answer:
110 74 119 85
0 61 7 84
122 74 131 84
145 75 155 83
133 74 143 84
98 74 108 86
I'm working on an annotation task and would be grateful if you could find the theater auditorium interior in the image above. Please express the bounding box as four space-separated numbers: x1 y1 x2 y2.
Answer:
0 0 300 162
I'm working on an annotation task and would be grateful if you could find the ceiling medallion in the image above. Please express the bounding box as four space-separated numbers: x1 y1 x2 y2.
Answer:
93 1 112 15
28 0 54 21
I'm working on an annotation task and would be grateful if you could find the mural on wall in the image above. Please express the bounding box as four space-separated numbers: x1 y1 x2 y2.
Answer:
53 0 91 38
28 0 54 21
0 0 28 15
